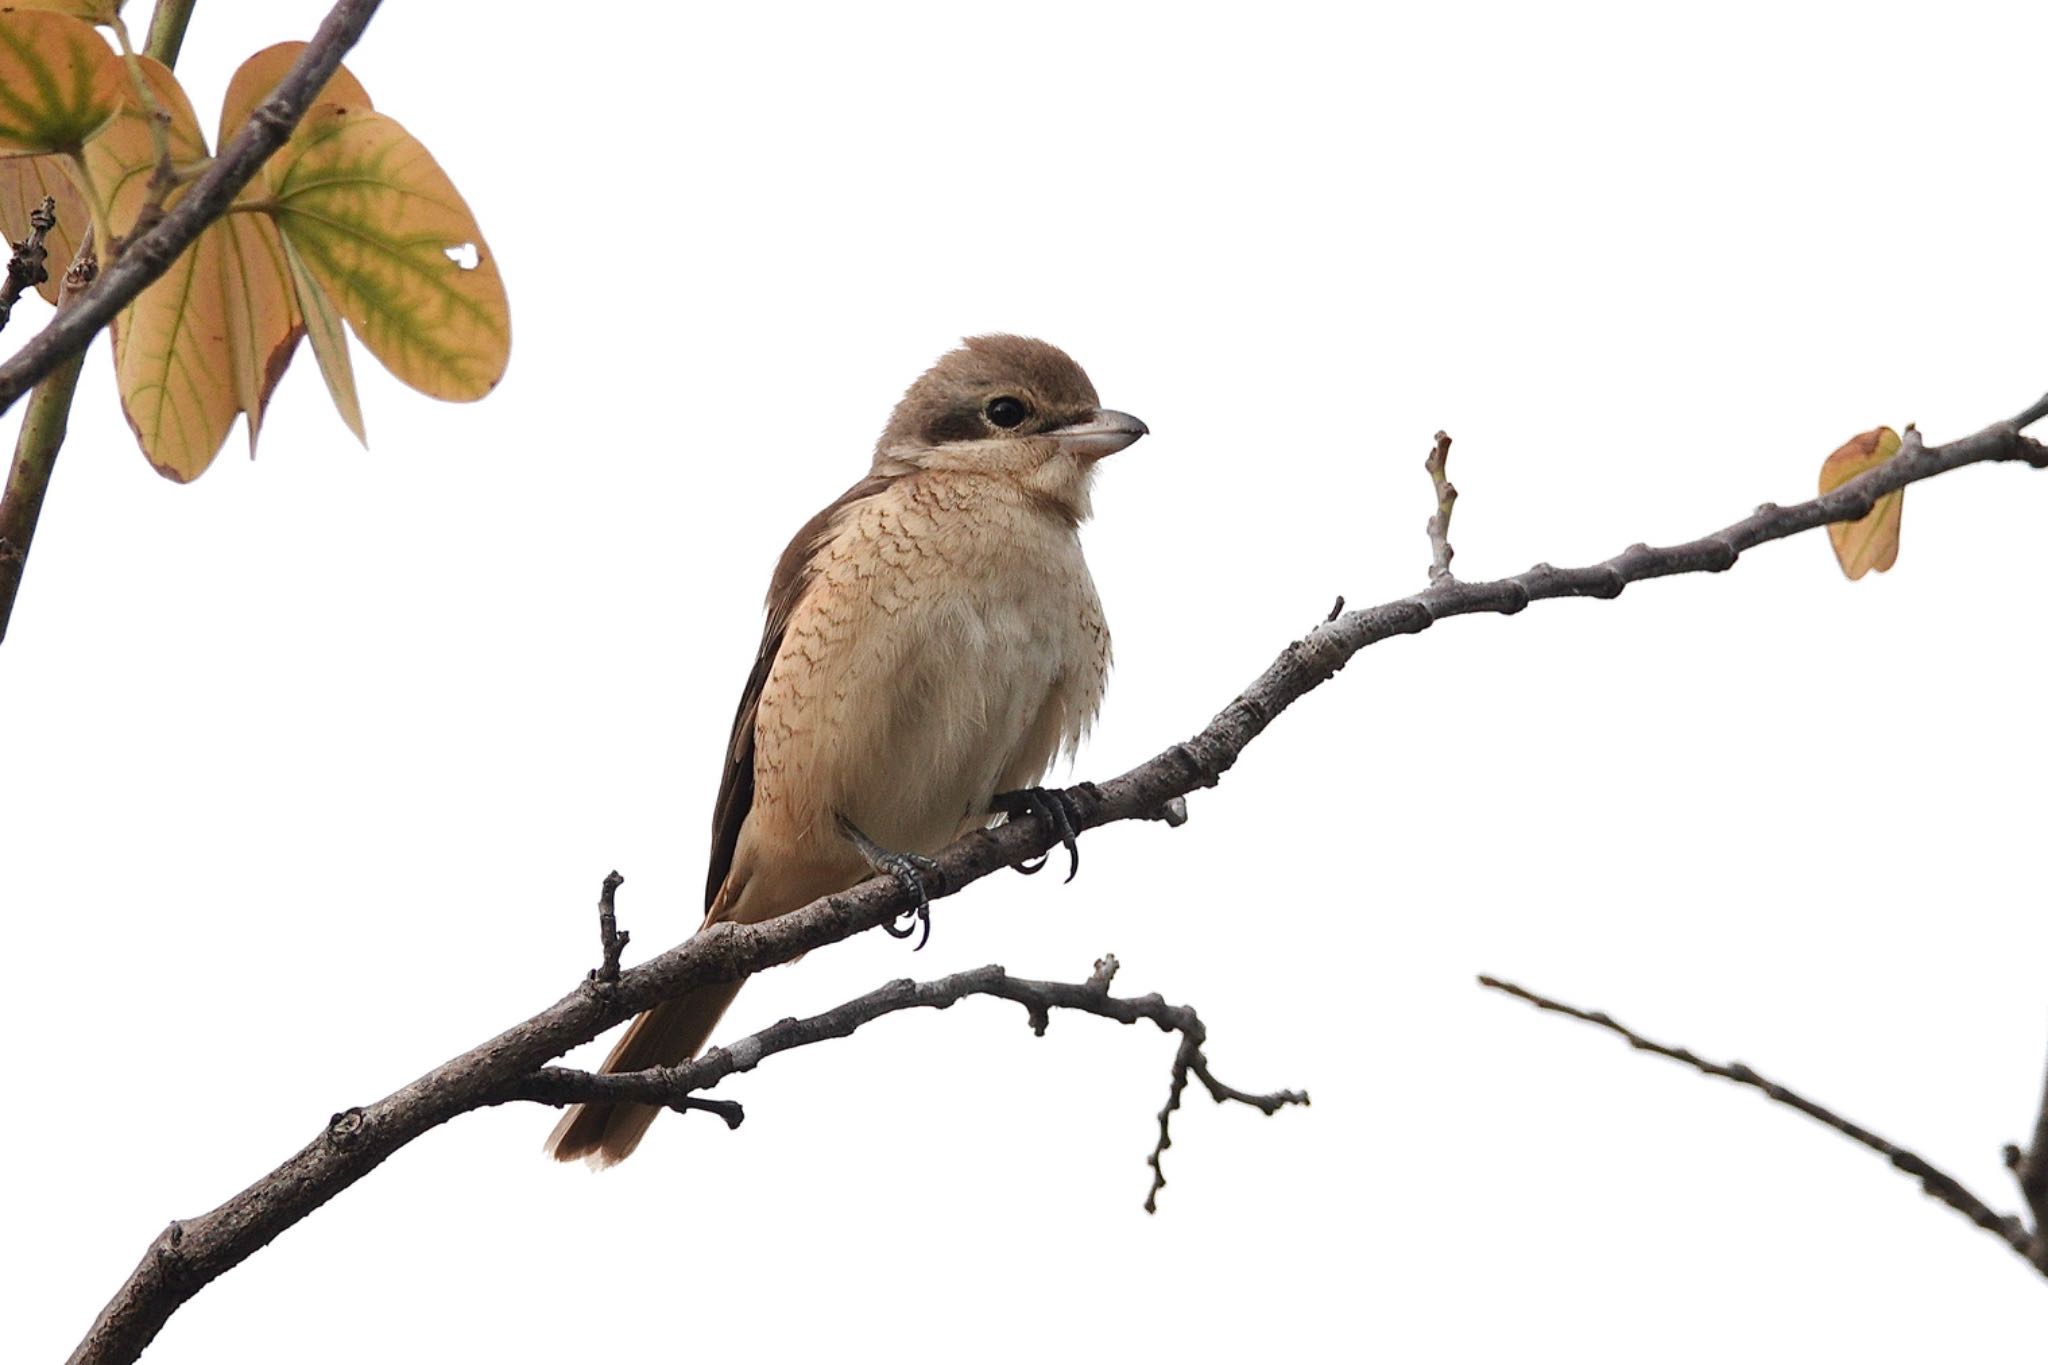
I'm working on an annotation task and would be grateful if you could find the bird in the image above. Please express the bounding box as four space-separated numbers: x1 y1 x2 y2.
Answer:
546 335 1147 1166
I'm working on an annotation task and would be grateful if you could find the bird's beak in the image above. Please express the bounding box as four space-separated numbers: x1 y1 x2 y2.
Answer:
1054 409 1149 460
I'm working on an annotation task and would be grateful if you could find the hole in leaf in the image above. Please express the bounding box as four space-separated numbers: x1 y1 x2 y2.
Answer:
443 242 480 271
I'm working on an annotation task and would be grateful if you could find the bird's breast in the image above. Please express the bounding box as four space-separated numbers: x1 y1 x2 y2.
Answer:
753 475 1109 856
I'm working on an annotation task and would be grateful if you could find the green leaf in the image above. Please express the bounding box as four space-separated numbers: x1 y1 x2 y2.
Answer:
0 8 125 153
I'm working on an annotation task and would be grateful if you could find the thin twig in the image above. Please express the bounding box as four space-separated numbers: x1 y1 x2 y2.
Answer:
0 196 57 336
1424 430 1457 584
63 392 2048 1363
106 11 183 252
1086 953 1121 991
510 960 1305 1211
591 870 628 985
1146 1035 1199 1214
1477 975 2041 1272
2005 1043 2048 1272
1141 1030 1314 1214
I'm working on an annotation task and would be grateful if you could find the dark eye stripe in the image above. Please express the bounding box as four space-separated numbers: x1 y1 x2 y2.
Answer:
922 408 986 444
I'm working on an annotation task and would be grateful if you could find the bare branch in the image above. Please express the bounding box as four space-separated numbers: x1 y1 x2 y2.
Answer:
0 0 386 418
65 392 2048 1362
0 195 56 336
1424 430 1457 583
2005 1042 2048 1272
591 870 628 985
1478 975 2042 1272
1144 1030 1310 1215
509 958 1304 1211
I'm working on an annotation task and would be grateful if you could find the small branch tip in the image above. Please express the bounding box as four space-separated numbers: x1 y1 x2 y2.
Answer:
1481 975 2037 1269
1423 431 1459 585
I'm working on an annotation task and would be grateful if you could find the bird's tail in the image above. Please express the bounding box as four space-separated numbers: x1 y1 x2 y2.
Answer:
543 980 744 1167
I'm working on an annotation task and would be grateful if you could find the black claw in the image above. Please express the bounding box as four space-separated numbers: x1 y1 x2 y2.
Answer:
992 787 1083 883
871 850 938 950
838 815 939 950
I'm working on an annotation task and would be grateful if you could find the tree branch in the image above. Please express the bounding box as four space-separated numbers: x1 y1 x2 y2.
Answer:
0 195 57 337
508 954 1306 1207
590 869 628 984
65 391 2048 1363
2005 1043 2048 1272
1478 975 2044 1273
0 0 385 418
1423 429 1457 583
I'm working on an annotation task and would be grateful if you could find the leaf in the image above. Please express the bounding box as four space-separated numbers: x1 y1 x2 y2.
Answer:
87 52 301 476
74 49 205 245
113 215 304 479
280 228 363 445
112 230 239 481
213 211 302 453
1817 426 1903 580
219 42 373 157
109 169 301 477
266 105 510 402
0 151 86 303
0 8 125 153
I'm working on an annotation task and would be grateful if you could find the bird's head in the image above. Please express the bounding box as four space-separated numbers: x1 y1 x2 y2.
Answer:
874 335 1147 520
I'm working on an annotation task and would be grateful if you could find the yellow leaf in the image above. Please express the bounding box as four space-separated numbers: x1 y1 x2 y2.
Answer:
73 50 205 245
0 8 125 153
267 105 509 401
85 51 297 477
219 42 372 158
112 231 239 481
213 211 302 453
280 228 363 445
1817 426 1903 580
113 214 303 478
106 89 301 481
0 152 86 303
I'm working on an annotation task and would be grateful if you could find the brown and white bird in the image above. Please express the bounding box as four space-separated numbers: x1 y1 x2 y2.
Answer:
546 335 1146 1166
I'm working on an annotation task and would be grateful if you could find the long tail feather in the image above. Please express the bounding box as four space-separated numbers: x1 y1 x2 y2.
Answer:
543 980 744 1167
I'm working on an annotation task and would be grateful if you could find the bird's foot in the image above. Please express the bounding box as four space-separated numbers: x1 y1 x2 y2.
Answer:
836 815 941 950
991 786 1083 883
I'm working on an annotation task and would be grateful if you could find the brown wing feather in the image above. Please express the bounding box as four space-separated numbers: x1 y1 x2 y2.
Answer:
703 472 899 914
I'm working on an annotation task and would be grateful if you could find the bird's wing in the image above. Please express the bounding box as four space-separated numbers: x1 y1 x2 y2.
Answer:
703 471 899 915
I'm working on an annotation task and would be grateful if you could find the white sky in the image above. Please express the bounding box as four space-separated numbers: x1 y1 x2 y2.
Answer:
4 2 2045 1360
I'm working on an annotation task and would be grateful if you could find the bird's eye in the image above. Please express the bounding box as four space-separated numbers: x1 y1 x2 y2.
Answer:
985 396 1030 429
